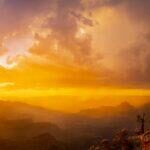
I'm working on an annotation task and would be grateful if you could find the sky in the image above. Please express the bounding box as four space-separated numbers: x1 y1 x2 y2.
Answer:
0 0 150 109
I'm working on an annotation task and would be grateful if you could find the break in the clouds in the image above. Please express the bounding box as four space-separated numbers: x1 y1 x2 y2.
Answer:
0 0 150 88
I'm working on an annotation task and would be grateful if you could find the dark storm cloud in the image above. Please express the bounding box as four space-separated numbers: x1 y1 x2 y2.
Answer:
32 0 94 64
125 0 150 20
0 0 47 33
0 0 92 33
89 0 150 86
115 36 150 86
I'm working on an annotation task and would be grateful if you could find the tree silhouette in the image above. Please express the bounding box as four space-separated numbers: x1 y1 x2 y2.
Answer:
112 129 133 150
100 139 110 150
137 113 146 134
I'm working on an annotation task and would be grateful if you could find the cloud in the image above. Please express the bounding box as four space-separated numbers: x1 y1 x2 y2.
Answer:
0 0 150 88
110 34 150 86
89 0 150 23
84 0 150 87
0 0 94 64
29 0 94 65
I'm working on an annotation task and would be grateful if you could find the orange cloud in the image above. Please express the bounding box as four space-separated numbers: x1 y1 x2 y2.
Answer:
0 0 150 89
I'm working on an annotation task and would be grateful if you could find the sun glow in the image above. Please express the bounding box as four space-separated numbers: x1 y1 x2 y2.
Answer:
0 34 34 68
0 87 150 98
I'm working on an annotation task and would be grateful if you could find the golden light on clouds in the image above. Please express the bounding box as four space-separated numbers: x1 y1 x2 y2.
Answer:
0 0 150 111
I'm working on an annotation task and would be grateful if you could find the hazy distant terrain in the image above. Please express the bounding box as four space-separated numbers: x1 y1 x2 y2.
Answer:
0 100 149 149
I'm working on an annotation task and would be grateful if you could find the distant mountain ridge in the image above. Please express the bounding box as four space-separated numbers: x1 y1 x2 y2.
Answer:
0 100 149 149
79 101 137 118
0 100 149 121
0 100 69 125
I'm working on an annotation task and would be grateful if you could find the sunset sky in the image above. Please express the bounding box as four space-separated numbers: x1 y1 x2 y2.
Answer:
0 0 150 110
